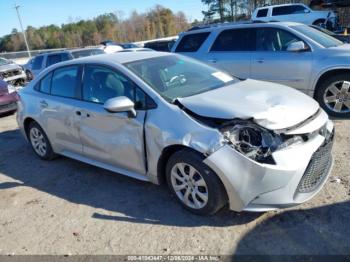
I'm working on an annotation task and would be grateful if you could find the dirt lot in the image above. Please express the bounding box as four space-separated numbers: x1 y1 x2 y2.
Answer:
0 113 349 255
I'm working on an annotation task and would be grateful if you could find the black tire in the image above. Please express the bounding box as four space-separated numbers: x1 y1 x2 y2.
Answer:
28 121 56 160
315 73 350 118
166 149 227 215
313 19 325 26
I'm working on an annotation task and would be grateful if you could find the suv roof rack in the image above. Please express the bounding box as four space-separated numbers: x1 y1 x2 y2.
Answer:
187 20 267 32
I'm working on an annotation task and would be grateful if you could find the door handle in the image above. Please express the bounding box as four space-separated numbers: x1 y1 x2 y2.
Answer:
76 110 90 118
256 59 264 63
208 58 217 63
40 100 48 108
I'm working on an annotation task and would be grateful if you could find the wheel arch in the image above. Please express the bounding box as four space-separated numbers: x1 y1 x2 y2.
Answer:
23 117 45 140
157 144 200 185
314 68 350 99
312 18 326 25
156 144 229 204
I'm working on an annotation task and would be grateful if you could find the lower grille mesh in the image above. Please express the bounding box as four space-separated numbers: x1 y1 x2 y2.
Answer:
297 136 333 193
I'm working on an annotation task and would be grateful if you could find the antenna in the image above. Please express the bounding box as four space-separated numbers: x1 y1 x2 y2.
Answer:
14 4 31 58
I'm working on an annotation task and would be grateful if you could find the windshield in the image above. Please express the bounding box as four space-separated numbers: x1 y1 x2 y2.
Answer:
0 58 11 66
125 55 238 102
291 25 343 48
71 49 105 58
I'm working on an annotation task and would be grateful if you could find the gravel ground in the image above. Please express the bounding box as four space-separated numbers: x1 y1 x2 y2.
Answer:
0 113 349 255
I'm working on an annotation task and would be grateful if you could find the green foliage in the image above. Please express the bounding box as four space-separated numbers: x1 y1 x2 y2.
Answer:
202 0 253 23
0 5 189 52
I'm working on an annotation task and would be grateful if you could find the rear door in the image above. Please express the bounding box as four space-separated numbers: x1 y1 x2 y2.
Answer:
34 65 83 154
250 27 313 93
206 28 255 78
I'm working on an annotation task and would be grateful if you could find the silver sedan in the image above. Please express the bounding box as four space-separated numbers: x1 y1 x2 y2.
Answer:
17 52 334 215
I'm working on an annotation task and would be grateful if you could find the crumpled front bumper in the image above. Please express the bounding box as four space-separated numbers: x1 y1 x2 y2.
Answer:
203 121 334 212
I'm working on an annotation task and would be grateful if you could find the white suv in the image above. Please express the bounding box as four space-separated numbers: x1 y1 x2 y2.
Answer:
252 3 336 27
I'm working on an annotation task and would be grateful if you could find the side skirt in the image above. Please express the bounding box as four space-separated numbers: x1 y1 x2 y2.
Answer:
60 150 150 182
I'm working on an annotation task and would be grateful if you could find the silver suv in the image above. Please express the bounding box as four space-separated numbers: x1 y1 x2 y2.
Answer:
172 22 350 118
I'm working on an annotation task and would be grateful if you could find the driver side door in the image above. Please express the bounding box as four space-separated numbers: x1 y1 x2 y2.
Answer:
250 27 313 94
75 64 149 178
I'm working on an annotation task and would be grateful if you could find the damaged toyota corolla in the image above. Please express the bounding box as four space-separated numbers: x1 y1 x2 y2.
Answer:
17 52 334 215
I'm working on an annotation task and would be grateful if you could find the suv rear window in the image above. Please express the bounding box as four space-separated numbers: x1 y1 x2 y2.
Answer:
211 28 255 51
272 5 306 16
175 32 210 52
257 8 268 18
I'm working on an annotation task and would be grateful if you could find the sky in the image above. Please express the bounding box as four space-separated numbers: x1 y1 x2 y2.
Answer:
1 0 206 37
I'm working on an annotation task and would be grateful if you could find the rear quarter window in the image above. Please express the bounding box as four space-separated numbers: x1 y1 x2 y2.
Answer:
257 8 268 18
175 32 210 52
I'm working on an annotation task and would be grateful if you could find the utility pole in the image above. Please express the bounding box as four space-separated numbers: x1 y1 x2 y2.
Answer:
14 4 31 57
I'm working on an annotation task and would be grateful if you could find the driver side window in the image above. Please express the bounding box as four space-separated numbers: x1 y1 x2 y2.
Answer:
256 28 304 52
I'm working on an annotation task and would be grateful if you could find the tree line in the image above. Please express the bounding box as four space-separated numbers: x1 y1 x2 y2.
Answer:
201 0 271 23
0 5 189 52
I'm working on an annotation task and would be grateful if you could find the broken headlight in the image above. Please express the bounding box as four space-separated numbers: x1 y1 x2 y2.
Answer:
221 121 302 164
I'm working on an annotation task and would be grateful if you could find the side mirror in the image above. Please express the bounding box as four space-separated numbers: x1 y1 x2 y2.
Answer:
103 96 136 117
287 41 308 52
304 9 311 13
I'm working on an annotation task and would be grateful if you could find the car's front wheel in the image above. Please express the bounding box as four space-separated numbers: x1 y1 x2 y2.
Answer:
316 73 350 118
28 122 56 160
25 70 34 81
166 149 227 215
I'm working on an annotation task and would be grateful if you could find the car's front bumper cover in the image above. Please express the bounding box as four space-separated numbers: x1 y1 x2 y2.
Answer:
203 121 334 212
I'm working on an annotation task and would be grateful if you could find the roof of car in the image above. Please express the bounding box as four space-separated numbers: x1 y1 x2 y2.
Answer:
256 3 306 9
57 51 170 66
184 21 303 34
36 47 102 56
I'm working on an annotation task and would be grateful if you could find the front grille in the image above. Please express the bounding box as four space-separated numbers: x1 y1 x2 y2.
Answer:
2 69 21 78
297 133 333 193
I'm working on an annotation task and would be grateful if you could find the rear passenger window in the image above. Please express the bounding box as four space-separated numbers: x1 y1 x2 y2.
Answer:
175 32 210 52
257 8 268 18
46 54 62 67
51 66 79 98
211 29 255 51
40 72 52 94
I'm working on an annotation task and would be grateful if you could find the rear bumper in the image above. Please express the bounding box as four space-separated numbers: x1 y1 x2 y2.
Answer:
0 92 18 114
204 121 334 212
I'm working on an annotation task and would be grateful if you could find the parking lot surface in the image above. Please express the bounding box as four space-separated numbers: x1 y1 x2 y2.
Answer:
0 113 349 255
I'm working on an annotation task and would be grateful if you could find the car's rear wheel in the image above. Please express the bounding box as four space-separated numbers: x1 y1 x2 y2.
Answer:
166 149 227 215
28 122 55 160
313 19 326 27
316 73 350 118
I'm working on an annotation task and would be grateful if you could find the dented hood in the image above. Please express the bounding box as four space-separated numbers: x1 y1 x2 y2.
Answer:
177 79 319 130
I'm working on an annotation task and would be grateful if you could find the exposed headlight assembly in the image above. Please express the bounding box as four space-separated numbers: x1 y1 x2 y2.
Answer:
221 120 303 164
